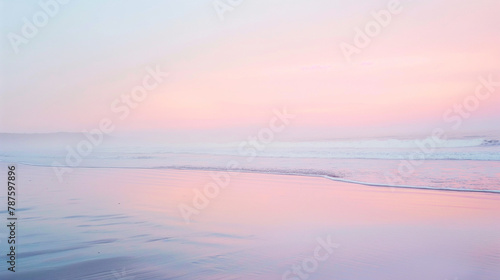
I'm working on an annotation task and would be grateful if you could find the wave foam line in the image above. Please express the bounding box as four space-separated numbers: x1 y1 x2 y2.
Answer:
321 175 500 194
5 161 500 195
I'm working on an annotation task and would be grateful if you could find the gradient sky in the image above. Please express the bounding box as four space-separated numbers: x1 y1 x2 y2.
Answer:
1 0 499 140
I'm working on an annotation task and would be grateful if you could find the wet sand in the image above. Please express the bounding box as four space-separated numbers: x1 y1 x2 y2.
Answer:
1 164 499 279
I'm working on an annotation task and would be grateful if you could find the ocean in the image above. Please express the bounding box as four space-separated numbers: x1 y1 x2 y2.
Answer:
2 133 500 192
0 133 500 279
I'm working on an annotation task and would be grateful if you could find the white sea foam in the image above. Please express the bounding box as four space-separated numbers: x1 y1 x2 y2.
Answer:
1 133 499 192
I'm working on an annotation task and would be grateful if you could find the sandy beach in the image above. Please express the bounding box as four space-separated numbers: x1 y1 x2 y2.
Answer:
1 164 499 279
2 1 500 279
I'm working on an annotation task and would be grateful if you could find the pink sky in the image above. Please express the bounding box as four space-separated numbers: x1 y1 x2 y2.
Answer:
1 0 499 139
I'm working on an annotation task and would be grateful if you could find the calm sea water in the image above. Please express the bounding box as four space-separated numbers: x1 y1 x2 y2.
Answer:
1 134 499 279
2 133 500 192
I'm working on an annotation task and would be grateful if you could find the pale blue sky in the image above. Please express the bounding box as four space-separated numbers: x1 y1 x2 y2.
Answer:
1 0 499 139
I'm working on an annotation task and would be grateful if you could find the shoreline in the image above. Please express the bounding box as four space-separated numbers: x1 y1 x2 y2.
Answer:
1 163 499 279
8 162 500 195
